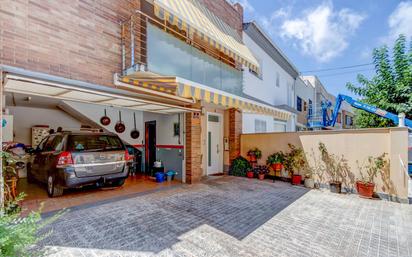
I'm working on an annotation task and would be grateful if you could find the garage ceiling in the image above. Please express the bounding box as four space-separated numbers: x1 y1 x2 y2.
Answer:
3 74 199 114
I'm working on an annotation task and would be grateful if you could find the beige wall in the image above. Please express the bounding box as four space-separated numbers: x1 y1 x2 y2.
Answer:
240 127 409 201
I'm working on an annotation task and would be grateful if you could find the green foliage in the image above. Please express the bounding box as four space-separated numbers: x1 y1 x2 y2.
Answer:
346 34 412 128
266 151 284 165
0 195 65 257
284 144 306 175
230 156 252 177
247 148 262 159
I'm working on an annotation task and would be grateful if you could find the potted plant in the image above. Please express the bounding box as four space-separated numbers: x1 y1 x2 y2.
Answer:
247 148 262 163
356 153 388 198
229 156 252 177
318 142 344 193
284 144 306 185
266 151 284 171
304 170 315 188
254 165 269 180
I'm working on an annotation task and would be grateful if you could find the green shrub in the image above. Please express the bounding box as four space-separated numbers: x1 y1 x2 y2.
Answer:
0 194 65 257
230 156 251 177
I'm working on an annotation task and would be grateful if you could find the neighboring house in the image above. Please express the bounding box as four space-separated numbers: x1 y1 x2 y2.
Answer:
295 77 315 131
1 0 293 183
300 75 355 130
242 22 298 134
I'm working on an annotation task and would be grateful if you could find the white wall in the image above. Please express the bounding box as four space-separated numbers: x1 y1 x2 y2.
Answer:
143 112 183 146
242 113 288 134
8 106 87 145
295 77 315 105
242 33 295 107
62 101 184 146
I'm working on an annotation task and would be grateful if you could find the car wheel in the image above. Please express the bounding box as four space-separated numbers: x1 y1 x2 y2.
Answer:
108 178 125 187
47 174 63 197
26 164 35 184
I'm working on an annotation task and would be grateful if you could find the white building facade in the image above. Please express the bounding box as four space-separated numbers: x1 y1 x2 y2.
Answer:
242 22 299 134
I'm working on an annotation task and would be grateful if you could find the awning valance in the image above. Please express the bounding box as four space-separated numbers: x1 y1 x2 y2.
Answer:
153 0 260 74
119 76 291 121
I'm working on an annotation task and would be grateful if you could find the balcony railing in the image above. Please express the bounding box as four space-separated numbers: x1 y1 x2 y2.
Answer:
121 1 242 76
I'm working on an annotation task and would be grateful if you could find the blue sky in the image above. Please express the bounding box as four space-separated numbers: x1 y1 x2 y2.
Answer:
238 0 412 97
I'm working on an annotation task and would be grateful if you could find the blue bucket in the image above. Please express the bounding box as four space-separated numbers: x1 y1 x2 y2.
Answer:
155 172 165 183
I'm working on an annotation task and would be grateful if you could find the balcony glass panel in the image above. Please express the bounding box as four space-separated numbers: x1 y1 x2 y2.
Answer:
147 24 242 96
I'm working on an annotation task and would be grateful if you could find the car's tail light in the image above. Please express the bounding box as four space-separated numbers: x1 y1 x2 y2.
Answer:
57 151 74 166
125 150 132 161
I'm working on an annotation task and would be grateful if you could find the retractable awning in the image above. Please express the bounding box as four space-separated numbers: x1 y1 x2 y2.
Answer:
118 75 292 121
2 66 199 114
153 0 260 74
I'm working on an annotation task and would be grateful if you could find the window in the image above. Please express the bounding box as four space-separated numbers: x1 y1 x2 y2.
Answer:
308 99 313 116
276 72 280 87
345 115 353 126
273 120 286 132
254 119 267 133
296 96 302 112
67 135 124 152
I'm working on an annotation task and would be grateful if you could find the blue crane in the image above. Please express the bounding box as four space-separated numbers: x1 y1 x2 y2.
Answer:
318 94 412 128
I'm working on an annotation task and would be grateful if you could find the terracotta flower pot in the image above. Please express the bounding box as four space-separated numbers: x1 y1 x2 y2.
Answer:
258 173 265 180
249 154 257 162
291 174 302 185
246 171 254 178
356 181 375 198
271 163 282 171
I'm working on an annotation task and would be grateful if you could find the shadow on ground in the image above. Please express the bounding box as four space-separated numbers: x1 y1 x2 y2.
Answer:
37 177 308 254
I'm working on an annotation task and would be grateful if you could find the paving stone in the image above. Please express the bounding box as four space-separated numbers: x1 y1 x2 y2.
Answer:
35 177 412 257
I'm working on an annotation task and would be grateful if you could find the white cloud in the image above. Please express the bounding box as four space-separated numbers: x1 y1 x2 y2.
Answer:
236 0 255 14
262 2 365 63
386 1 412 41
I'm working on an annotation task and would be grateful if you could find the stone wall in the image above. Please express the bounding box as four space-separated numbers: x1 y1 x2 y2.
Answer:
185 112 202 183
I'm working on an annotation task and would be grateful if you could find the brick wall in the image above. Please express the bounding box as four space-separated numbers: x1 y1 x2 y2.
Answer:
199 0 243 37
228 108 242 162
0 0 139 87
185 112 202 183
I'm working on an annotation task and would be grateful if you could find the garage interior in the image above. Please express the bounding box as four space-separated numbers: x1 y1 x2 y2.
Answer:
2 69 195 213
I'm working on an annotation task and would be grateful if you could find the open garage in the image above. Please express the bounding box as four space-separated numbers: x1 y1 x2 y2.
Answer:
2 67 196 213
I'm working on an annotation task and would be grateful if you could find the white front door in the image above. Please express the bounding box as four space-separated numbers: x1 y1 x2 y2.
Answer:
207 113 222 175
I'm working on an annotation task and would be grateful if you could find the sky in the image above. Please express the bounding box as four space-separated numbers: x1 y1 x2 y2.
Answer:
237 0 412 97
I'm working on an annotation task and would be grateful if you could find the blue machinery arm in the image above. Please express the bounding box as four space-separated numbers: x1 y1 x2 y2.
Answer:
327 94 412 128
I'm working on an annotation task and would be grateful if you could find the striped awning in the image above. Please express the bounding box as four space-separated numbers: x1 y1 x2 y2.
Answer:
153 0 260 74
117 76 291 121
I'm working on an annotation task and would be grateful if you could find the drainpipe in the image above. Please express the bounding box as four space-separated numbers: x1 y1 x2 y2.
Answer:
0 68 3 211
121 24 126 75
130 19 135 69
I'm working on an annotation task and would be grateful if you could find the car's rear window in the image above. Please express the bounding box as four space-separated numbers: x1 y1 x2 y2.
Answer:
67 135 124 152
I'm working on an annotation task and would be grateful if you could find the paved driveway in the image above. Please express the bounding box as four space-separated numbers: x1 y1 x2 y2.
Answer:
37 177 412 257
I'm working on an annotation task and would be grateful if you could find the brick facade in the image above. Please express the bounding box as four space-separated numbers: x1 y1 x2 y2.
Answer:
0 0 139 87
198 0 243 38
228 108 242 162
185 112 202 183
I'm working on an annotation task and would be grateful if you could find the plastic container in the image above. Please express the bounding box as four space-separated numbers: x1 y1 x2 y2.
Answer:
166 170 176 182
155 172 165 183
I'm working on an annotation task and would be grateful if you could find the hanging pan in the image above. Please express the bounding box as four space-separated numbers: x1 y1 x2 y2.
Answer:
114 111 126 133
130 113 140 139
100 108 111 126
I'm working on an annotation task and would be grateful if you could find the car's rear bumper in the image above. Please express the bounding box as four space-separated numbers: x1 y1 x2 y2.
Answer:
57 166 129 188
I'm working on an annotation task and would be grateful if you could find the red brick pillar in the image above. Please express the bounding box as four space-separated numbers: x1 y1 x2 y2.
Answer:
228 108 242 163
185 112 202 184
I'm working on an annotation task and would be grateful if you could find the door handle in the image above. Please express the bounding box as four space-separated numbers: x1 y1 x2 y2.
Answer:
216 144 219 154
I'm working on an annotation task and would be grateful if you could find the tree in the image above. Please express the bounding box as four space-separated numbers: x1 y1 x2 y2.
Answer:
346 35 412 128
